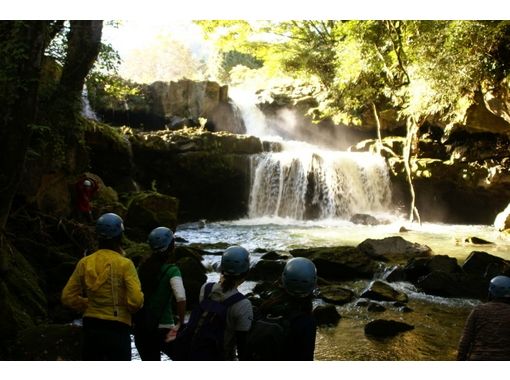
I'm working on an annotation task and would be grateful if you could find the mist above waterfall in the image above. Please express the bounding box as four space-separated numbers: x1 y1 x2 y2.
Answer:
229 87 374 150
230 87 394 221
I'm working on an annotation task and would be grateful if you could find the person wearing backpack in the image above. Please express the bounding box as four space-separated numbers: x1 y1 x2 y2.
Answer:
133 227 187 361
61 213 144 360
246 257 318 361
171 245 253 361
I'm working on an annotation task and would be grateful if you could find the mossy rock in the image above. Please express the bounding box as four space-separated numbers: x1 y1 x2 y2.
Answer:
125 191 179 238
0 243 48 343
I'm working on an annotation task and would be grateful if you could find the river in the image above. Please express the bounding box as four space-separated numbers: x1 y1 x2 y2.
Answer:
134 88 510 361
161 218 508 361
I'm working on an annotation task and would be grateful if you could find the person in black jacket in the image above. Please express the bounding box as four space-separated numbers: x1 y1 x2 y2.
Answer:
249 257 318 361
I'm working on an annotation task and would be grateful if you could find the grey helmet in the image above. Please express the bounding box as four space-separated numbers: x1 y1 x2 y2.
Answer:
96 213 124 240
147 227 175 253
221 246 250 276
489 275 510 299
282 257 317 297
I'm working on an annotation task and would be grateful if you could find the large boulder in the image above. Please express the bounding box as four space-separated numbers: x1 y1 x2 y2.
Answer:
289 246 381 280
125 191 179 240
461 251 510 278
357 236 432 263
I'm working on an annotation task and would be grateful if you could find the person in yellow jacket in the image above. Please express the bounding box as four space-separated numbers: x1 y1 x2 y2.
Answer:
62 213 144 360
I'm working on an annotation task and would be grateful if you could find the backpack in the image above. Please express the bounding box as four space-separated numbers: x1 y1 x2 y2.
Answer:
245 303 304 360
169 282 245 361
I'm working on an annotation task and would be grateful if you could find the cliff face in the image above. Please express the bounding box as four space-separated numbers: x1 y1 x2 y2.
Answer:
88 79 245 134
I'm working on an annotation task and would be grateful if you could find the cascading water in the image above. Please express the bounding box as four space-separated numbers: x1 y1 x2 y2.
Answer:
81 85 99 121
230 87 393 220
249 143 392 219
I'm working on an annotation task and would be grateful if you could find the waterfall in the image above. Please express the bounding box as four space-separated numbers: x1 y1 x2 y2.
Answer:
248 142 392 219
229 87 394 220
81 85 99 121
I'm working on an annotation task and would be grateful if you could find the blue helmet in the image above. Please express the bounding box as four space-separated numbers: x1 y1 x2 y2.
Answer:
96 213 124 240
282 257 317 297
489 275 510 299
148 227 175 253
221 246 250 276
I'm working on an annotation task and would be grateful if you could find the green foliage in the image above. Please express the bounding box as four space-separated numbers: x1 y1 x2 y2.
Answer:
216 50 263 83
196 20 510 126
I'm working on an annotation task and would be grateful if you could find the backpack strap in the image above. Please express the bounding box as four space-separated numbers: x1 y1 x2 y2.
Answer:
222 291 246 307
203 282 245 307
203 282 215 299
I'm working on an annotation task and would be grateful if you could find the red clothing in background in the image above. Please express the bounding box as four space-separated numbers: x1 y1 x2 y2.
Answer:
75 178 98 212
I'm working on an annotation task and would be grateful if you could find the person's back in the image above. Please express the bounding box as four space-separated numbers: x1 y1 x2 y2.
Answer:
199 281 252 360
134 227 186 361
250 288 316 361
247 257 317 361
61 213 143 360
457 275 510 360
171 246 253 361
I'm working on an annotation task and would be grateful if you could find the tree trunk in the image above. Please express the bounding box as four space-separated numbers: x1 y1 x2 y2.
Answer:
404 116 422 224
0 21 51 274
0 21 50 230
55 20 103 116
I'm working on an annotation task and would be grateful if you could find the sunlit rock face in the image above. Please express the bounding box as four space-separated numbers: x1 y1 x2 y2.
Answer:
90 79 245 133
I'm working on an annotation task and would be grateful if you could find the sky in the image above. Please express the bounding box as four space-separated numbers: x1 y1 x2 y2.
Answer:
101 21 209 61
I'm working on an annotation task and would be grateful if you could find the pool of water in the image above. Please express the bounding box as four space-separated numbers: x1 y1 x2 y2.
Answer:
171 217 509 361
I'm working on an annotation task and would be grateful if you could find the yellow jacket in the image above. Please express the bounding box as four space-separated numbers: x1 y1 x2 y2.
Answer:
62 249 144 326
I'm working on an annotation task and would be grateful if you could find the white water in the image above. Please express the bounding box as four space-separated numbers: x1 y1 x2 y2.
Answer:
230 87 394 221
249 142 392 219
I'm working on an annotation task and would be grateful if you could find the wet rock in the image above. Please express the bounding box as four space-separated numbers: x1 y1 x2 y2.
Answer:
360 280 408 303
463 237 494 245
289 246 380 280
355 299 370 307
313 304 341 326
260 251 290 260
383 265 407 282
357 236 432 263
367 302 386 312
247 259 287 282
416 271 488 299
462 251 510 278
364 319 414 338
403 255 461 283
125 191 179 239
350 213 380 226
319 285 355 305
